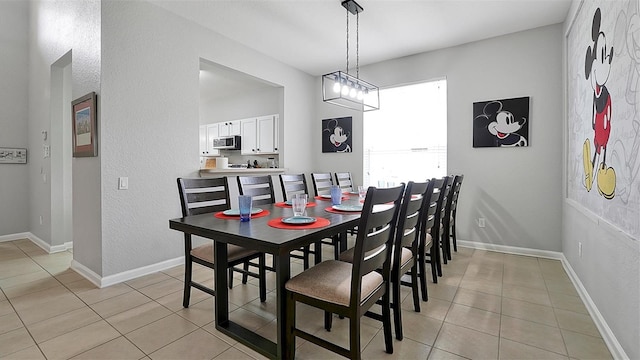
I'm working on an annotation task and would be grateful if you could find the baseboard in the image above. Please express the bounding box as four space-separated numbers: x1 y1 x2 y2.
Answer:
457 239 627 359
0 232 71 253
100 257 184 288
0 232 31 243
457 240 563 260
560 254 629 360
70 257 185 288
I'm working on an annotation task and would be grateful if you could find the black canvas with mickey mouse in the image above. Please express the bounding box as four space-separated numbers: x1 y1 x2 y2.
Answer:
322 117 352 153
473 97 530 148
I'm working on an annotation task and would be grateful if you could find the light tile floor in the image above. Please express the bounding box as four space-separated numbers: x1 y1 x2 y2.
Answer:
0 238 613 359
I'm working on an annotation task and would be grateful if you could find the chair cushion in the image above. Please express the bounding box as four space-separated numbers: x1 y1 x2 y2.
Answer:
285 260 383 306
191 243 258 263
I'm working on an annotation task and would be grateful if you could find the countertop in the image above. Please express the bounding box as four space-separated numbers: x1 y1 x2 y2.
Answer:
199 168 286 176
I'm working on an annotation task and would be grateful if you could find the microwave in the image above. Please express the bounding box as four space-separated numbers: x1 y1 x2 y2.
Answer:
212 135 241 150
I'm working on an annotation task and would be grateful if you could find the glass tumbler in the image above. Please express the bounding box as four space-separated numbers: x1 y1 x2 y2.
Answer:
238 195 253 222
330 185 342 205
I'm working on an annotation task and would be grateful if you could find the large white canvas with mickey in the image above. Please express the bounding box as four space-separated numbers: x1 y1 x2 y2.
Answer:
567 0 640 240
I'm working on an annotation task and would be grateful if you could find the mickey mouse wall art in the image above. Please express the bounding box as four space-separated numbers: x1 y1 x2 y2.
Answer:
582 7 616 199
473 96 529 148
322 117 352 153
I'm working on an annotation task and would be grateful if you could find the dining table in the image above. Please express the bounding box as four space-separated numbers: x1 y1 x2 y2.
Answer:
169 195 362 359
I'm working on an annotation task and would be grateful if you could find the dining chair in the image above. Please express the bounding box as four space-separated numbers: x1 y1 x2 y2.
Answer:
444 174 464 257
277 174 318 269
279 173 309 201
284 184 405 359
337 181 429 340
177 177 266 307
311 172 334 196
430 176 452 276
236 175 276 206
311 172 342 259
334 172 354 193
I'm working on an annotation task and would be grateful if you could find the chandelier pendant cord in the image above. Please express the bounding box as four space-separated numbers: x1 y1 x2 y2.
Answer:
346 9 349 73
356 11 359 78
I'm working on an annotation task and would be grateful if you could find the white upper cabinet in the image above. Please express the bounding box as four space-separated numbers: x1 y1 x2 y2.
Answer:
240 114 279 155
200 124 220 156
218 120 241 137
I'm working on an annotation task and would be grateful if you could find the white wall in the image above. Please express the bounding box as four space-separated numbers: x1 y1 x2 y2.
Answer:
27 0 102 273
562 1 640 358
200 86 283 125
316 24 564 252
99 1 315 276
0 1 29 236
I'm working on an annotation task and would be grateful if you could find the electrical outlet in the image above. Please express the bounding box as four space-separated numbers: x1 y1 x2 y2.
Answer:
118 177 128 190
478 218 486 228
579 242 583 258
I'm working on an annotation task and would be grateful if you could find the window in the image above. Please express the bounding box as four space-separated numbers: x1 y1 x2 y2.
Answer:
363 79 447 186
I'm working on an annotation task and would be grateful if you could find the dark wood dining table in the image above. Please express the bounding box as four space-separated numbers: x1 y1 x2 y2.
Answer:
169 199 361 359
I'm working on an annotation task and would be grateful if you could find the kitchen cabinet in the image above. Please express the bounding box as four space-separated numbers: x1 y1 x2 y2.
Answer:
200 124 220 156
218 120 241 137
240 114 279 155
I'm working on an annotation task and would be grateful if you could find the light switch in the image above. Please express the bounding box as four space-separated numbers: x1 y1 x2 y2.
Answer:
118 177 128 190
43 145 50 158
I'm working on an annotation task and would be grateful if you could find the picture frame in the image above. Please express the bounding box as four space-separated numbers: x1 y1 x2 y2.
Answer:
0 148 27 164
322 117 352 153
72 92 98 157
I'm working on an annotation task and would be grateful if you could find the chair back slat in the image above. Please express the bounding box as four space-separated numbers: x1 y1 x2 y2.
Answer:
350 185 404 306
279 174 308 201
335 172 354 193
177 177 230 216
237 176 276 206
311 173 333 196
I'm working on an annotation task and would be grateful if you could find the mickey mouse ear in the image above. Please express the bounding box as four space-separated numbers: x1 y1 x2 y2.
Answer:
592 8 601 42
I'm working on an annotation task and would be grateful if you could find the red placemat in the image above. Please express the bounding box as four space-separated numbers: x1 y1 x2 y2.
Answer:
274 202 317 208
214 210 271 220
324 206 361 214
267 217 330 229
314 195 349 201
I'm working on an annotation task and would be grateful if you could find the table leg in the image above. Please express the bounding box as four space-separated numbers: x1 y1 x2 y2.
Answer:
214 241 229 326
275 250 291 359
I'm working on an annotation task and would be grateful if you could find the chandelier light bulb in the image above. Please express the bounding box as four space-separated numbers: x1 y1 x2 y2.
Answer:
341 84 350 96
349 87 357 98
333 81 341 93
357 90 364 100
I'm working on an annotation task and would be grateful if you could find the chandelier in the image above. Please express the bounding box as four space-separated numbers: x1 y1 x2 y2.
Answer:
322 0 379 112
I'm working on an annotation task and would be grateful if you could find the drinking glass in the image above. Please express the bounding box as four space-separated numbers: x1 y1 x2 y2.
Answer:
238 195 252 222
292 197 307 217
330 185 342 205
358 185 366 202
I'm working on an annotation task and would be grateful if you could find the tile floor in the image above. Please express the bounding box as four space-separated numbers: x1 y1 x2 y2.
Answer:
0 238 613 359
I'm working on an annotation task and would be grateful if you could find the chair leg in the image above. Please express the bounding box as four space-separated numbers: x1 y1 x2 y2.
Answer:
228 267 234 289
303 245 310 270
259 254 266 302
429 242 438 284
392 278 403 340
242 261 250 284
333 235 340 260
435 233 443 277
418 243 429 301
411 266 421 311
324 311 333 331
452 220 458 252
313 241 322 265
350 314 362 359
381 291 394 354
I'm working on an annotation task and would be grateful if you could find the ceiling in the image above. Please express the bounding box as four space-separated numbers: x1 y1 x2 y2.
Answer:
151 0 572 77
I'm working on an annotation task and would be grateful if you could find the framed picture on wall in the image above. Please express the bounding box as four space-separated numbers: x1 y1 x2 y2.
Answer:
72 92 98 157
473 96 529 148
322 117 352 153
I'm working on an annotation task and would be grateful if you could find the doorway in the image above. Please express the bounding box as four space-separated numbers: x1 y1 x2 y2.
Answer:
363 79 447 186
50 52 73 249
